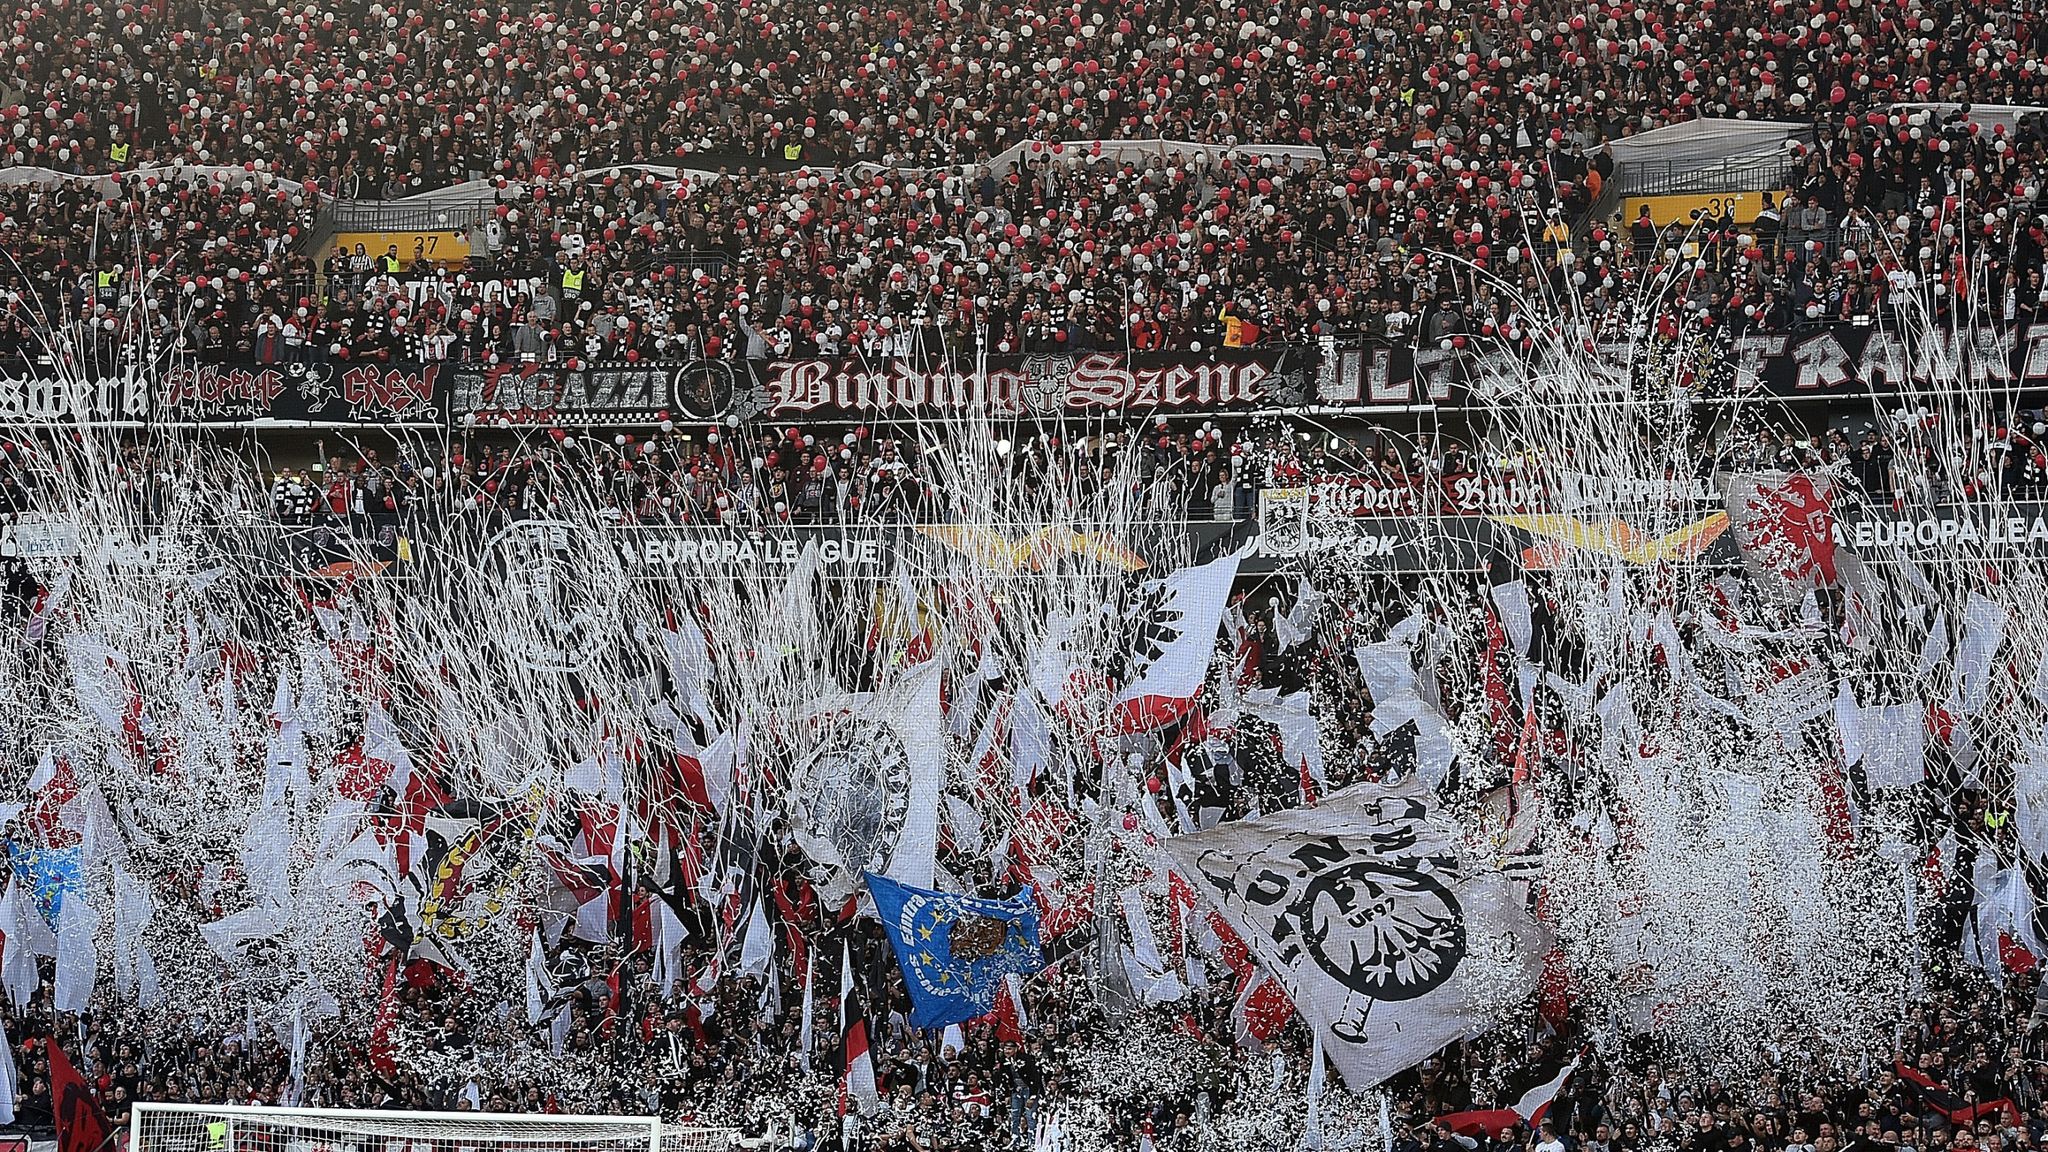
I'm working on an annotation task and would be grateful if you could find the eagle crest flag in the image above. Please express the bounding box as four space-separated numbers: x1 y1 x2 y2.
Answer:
1114 548 1244 729
1161 778 1544 1090
865 873 1044 1029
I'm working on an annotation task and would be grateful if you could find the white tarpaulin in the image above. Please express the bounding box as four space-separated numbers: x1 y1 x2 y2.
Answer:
1605 118 1809 168
1161 778 1544 1090
0 163 308 197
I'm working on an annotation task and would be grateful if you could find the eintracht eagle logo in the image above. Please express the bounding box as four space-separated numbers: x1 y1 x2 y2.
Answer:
1192 824 1471 1013
790 714 913 877
483 518 620 672
1295 859 1466 1002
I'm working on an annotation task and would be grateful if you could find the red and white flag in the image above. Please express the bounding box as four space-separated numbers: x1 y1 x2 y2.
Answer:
1435 1047 1585 1137
1513 1047 1587 1125
1115 549 1245 730
839 945 880 1117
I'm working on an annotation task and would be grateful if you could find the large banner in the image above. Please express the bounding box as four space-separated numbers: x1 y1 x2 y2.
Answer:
747 348 1315 418
1316 325 2048 407
4 326 2048 425
1833 501 2048 555
159 361 444 424
445 349 1317 424
1276 471 1718 517
0 368 150 424
1730 323 2048 397
445 361 735 424
8 503 2044 584
1161 778 1545 1090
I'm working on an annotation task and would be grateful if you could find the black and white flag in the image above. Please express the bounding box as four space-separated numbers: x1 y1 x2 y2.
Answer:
1162 778 1545 1089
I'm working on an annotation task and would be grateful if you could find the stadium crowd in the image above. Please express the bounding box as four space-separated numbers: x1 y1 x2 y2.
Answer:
0 0 2041 364
0 689 2036 1152
5 0 2048 1146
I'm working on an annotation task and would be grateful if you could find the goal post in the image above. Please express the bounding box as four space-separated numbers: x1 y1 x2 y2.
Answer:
131 1103 661 1152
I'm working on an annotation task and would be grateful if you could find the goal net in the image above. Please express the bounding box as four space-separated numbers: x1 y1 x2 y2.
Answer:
661 1128 735 1152
132 1104 661 1152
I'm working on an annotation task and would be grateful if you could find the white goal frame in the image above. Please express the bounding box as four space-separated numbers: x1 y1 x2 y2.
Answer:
131 1102 662 1152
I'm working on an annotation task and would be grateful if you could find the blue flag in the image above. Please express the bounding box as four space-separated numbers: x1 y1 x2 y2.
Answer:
5 842 79 926
864 873 1043 1030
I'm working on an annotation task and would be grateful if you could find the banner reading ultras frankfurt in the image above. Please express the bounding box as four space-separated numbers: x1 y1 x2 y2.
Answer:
1162 779 1545 1091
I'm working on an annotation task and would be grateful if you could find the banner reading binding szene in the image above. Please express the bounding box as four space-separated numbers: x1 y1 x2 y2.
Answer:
750 347 1315 417
443 349 1317 424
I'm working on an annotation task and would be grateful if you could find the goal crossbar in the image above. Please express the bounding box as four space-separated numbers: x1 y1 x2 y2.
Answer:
131 1102 662 1152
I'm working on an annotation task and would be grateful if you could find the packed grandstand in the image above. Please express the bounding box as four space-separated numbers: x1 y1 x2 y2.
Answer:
0 2 2046 1152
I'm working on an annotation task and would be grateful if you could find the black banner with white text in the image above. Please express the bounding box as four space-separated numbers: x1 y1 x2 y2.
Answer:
1 328 2046 425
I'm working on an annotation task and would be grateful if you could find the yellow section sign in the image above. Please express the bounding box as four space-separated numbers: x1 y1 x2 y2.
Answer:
1620 192 1773 228
329 230 472 268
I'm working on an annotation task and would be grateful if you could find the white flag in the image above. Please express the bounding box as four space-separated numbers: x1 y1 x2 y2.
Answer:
1835 682 1864 766
789 661 948 896
1862 703 1926 788
1302 1029 1327 1151
1958 592 2009 714
53 893 100 1015
738 898 775 977
1918 609 1950 681
1244 688 1325 787
1162 778 1545 1090
1491 580 1533 656
884 662 947 887
1354 626 1457 786
112 867 160 1005
1965 857 2042 982
0 880 49 1006
1115 549 1245 725
525 932 552 1026
2015 730 2048 863
0 1017 15 1124
362 701 414 796
798 954 816 1073
289 1000 307 1098
653 895 687 997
